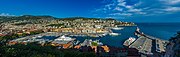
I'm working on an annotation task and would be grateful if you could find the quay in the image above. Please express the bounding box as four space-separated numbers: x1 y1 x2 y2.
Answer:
129 36 152 54
127 27 169 56
129 34 169 56
145 34 169 53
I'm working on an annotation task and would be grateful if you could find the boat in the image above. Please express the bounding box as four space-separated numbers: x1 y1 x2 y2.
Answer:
123 37 136 46
37 36 42 38
112 27 124 30
102 33 108 36
54 35 73 41
109 33 120 36
74 40 80 45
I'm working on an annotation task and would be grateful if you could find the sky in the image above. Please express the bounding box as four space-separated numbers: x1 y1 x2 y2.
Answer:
0 0 180 22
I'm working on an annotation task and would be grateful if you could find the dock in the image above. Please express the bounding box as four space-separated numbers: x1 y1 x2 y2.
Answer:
128 34 169 56
145 34 169 53
129 36 152 54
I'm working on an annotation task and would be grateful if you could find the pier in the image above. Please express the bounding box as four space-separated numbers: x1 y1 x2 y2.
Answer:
128 34 169 56
129 36 152 55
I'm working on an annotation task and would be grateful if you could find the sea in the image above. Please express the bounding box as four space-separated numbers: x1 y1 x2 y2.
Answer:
73 23 180 47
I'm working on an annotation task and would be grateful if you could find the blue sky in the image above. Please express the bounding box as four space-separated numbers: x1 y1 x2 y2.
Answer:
0 0 180 22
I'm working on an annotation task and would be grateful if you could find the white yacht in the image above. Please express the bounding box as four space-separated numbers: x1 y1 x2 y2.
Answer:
123 37 136 46
37 36 42 38
112 27 124 30
55 35 73 41
109 33 120 36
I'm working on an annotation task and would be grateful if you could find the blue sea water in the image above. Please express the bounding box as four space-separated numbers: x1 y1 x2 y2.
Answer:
137 23 180 40
41 36 59 40
74 23 180 47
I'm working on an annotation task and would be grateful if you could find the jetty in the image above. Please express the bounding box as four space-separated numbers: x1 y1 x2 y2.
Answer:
126 27 169 56
129 36 152 54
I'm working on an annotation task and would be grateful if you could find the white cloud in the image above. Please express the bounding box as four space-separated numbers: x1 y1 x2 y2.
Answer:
108 0 144 16
125 6 133 9
114 7 123 11
109 13 132 16
0 13 15 16
105 4 114 10
93 0 180 18
138 12 146 15
163 7 180 12
140 0 180 16
128 8 147 14
105 17 117 18
117 0 133 9
117 1 126 6
160 0 180 5
170 0 180 4
128 9 142 12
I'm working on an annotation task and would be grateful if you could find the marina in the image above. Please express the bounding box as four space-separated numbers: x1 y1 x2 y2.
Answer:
8 26 136 47
8 25 172 48
8 32 74 46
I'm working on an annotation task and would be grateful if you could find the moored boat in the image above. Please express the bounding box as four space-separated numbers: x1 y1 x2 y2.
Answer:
109 33 120 36
123 37 136 46
112 27 124 30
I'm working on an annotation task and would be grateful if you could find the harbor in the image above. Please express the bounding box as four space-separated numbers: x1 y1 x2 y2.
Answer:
7 26 134 48
7 27 170 50
7 31 111 53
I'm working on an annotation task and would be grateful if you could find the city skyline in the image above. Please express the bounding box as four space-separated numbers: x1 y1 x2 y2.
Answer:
0 0 180 22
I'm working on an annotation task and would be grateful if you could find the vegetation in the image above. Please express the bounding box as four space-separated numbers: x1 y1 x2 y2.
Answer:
0 44 96 57
0 34 19 41
91 42 98 46
0 44 63 57
168 31 180 57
